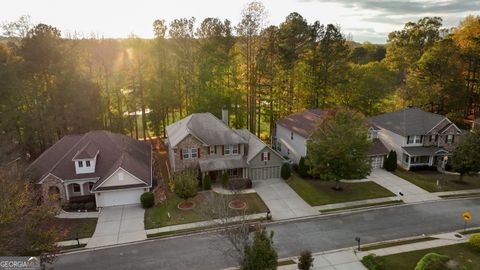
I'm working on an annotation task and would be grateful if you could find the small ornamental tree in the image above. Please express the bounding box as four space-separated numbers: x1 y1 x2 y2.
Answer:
298 157 309 178
140 192 155 208
298 250 314 270
170 169 198 199
385 150 397 171
281 163 291 180
241 228 278 270
414 253 450 270
450 130 480 182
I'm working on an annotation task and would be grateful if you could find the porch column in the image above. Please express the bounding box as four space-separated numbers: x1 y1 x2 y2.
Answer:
64 183 70 200
80 183 85 196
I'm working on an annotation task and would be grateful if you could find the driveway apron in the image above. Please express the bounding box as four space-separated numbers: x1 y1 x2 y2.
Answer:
368 169 441 203
86 205 146 248
254 178 317 220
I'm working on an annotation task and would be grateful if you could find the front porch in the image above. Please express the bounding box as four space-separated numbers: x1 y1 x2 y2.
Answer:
401 146 449 170
63 180 97 201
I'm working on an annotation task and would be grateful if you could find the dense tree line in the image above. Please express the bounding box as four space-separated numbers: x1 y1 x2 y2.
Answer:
1 4 479 159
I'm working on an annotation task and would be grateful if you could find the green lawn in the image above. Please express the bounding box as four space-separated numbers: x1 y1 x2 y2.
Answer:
286 173 395 206
393 168 480 192
144 191 268 229
54 218 98 241
380 243 480 270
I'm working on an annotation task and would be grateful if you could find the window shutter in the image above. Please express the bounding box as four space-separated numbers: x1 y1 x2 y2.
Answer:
445 136 448 143
407 136 410 144
214 146 217 154
435 135 438 142
222 145 224 155
198 148 201 158
237 144 241 154
267 152 270 161
452 135 454 143
180 149 183 160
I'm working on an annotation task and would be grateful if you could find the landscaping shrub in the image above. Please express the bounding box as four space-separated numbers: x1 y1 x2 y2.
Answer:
469 234 480 251
298 157 309 177
414 253 450 270
361 254 385 270
77 203 85 210
221 172 229 187
203 175 212 190
384 150 397 171
292 163 299 172
69 203 80 211
241 229 277 270
281 163 291 180
140 192 155 208
85 202 96 210
170 169 198 199
297 250 314 270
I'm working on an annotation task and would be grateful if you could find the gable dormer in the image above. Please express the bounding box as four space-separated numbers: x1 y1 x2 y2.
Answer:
72 142 99 174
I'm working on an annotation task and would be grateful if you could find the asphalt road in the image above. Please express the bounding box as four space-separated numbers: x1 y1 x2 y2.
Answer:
54 198 480 270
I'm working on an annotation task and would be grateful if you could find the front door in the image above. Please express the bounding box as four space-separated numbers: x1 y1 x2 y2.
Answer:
209 171 217 181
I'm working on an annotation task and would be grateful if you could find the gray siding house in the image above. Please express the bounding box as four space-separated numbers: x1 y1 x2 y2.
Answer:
166 108 284 181
369 107 464 170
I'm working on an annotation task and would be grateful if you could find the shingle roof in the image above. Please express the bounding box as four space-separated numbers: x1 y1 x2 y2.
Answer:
166 113 247 147
276 109 330 138
368 139 389 156
368 107 447 136
198 155 247 172
72 141 99 160
402 146 449 156
235 129 283 163
27 130 152 190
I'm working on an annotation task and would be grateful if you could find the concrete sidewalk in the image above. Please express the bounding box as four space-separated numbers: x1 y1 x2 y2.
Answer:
146 213 266 235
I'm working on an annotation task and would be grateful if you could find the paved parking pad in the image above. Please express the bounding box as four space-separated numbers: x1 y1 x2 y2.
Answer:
86 205 146 248
254 178 317 220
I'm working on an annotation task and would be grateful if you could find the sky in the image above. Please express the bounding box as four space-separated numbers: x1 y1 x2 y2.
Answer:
1 0 479 43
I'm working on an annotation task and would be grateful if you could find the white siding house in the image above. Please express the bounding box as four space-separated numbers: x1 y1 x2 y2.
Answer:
276 124 307 163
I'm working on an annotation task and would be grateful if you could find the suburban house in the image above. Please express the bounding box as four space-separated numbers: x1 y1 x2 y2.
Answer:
274 109 389 169
166 108 284 181
369 107 464 170
27 130 152 207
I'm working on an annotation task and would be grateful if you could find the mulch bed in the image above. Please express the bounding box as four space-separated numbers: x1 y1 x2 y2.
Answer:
177 201 196 210
228 200 247 210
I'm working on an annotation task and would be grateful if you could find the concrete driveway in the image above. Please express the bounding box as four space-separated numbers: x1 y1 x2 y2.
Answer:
86 205 146 248
253 178 317 220
367 169 440 203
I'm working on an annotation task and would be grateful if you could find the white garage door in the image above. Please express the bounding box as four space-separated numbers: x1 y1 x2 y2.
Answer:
97 189 144 207
371 156 384 169
250 166 281 180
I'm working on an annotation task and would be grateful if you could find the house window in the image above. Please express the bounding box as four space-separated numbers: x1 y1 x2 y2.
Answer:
191 148 198 158
72 183 81 193
287 148 290 155
446 134 454 144
183 149 190 159
78 161 83 168
228 168 240 177
224 145 232 155
411 156 430 164
210 146 215 155
430 135 436 142
290 132 294 140
403 154 409 163
86 160 91 167
232 144 239 154
277 142 282 152
262 151 270 161
415 136 423 144
407 136 422 144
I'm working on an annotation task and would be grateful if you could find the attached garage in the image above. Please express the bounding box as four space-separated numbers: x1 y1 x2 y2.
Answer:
370 156 385 169
95 188 145 207
249 166 281 181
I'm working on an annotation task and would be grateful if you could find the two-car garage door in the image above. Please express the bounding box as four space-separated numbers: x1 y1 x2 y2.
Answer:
96 188 145 207
250 166 281 181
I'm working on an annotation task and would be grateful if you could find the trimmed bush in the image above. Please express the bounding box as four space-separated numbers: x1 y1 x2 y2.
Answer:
414 253 450 270
170 169 198 199
85 202 96 210
469 233 480 251
298 250 314 270
221 172 229 187
140 192 155 208
361 254 385 270
281 163 291 180
384 150 397 171
298 157 309 177
203 175 212 190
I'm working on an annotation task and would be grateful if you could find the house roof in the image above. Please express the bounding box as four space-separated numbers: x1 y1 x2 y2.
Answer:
368 139 389 157
402 146 449 156
276 109 330 139
27 130 152 191
198 155 247 172
166 113 247 148
368 107 449 136
235 129 284 163
72 141 99 160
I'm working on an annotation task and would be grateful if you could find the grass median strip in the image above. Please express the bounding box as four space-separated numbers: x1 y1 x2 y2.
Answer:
277 259 296 266
439 193 480 199
320 200 403 213
360 237 435 251
59 244 87 252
